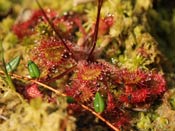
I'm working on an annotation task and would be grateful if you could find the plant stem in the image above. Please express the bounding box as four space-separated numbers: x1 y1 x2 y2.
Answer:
5 74 15 90
0 39 15 91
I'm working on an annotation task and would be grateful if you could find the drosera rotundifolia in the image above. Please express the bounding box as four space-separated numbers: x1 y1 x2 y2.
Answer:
0 0 170 130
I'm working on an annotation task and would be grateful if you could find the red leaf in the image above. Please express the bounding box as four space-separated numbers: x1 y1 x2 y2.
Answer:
25 83 42 99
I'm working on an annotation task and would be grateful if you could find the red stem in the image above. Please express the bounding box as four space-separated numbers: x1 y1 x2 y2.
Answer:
87 0 103 61
40 65 77 82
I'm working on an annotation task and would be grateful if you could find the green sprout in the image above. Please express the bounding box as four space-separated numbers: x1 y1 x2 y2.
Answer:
0 39 15 90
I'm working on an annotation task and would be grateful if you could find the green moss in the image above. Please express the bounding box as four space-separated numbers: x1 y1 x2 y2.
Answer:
0 17 14 34
0 0 11 13
0 78 76 131
136 113 152 130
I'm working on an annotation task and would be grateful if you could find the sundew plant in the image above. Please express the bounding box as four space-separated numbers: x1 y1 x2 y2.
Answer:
0 0 175 130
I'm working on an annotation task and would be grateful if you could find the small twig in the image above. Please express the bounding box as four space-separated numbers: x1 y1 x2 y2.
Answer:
6 72 66 96
80 104 120 131
0 115 8 121
0 70 120 131
32 80 66 97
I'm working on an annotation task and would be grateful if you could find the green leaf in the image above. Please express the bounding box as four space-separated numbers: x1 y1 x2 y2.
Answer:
0 38 15 90
93 92 105 113
67 96 75 103
6 56 20 73
28 60 40 78
169 97 175 110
